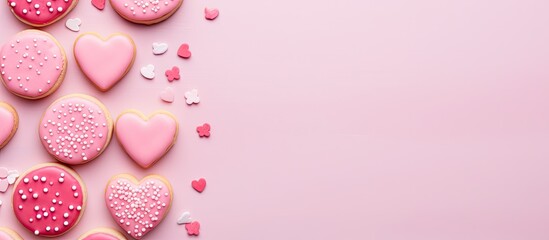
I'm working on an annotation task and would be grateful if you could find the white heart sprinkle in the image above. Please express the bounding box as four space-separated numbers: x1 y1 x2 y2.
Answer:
7 170 19 185
160 87 175 103
152 42 168 55
65 18 82 32
140 64 155 79
177 211 192 225
184 89 200 105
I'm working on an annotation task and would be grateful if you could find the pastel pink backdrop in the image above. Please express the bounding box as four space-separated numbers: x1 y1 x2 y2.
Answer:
1 0 549 239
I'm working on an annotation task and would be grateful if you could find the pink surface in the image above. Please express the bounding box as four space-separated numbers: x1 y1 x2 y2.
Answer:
1 0 549 239
0 30 64 99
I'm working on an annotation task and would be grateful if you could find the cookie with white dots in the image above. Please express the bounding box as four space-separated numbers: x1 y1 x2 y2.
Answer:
6 0 78 27
105 174 173 239
78 227 127 240
0 227 23 240
12 163 86 237
0 30 66 100
110 0 183 25
39 94 114 165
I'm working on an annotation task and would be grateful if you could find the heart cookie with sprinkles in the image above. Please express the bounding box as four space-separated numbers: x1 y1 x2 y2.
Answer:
6 0 78 27
0 30 66 99
38 94 114 165
0 102 19 149
12 163 86 237
105 174 173 239
110 0 183 25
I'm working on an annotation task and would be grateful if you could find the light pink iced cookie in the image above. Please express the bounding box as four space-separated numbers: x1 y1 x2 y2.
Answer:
0 30 66 99
74 33 136 92
0 227 23 240
0 102 18 149
110 0 183 25
115 110 178 168
78 227 127 240
39 94 114 165
105 174 173 239
6 0 78 27
12 163 86 237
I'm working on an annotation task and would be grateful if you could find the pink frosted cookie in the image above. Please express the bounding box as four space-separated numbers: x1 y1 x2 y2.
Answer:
74 33 136 92
115 110 178 168
78 227 127 240
39 94 114 165
6 0 78 27
0 30 66 99
0 102 18 149
0 227 23 240
12 163 86 237
110 0 183 25
105 174 172 239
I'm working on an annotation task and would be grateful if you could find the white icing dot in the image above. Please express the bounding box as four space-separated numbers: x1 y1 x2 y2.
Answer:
32 193 38 199
57 6 63 12
34 230 39 235
10 2 15 7
34 3 39 8
63 221 69 226
43 188 48 193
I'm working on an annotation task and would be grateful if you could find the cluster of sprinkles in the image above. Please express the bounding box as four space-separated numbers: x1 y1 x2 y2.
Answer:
9 0 69 16
14 168 83 236
0 36 61 95
40 100 109 163
123 0 176 15
107 179 170 238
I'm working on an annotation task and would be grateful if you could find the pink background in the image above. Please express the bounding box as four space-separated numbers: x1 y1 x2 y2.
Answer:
1 0 549 239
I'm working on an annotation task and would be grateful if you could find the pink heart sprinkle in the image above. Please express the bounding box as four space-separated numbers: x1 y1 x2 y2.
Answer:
205 8 219 20
0 179 9 193
160 87 175 103
92 0 105 10
177 44 191 59
191 178 206 193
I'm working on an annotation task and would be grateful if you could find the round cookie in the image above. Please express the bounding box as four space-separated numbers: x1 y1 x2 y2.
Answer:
0 102 18 149
110 0 183 25
12 163 86 237
6 0 78 27
0 30 66 100
105 174 173 239
39 94 114 165
78 227 127 240
0 227 23 240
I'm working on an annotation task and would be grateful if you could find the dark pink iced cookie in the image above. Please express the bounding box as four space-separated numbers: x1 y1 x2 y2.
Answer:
12 163 86 237
39 94 113 165
6 0 78 27
0 30 66 99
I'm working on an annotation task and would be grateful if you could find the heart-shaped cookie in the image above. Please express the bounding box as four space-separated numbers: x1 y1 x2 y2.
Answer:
115 110 178 168
0 102 18 149
105 174 173 239
7 0 78 27
78 227 126 240
110 0 182 25
74 33 136 91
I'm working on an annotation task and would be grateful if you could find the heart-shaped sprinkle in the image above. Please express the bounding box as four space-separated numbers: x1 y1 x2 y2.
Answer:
65 18 81 32
165 66 180 82
91 0 106 10
152 42 168 55
185 221 200 236
115 111 178 168
105 174 172 239
205 8 219 20
184 89 200 105
0 102 18 149
0 179 8 193
7 170 20 184
140 64 155 79
160 87 175 103
177 44 191 58
177 211 192 225
196 123 211 137
191 178 206 193
74 33 136 91
0 168 8 179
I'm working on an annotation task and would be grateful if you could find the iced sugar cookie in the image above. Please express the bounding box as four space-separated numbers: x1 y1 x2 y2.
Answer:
6 0 78 27
110 0 183 25
0 102 18 149
0 227 23 240
12 163 86 237
74 33 136 91
106 174 173 239
115 110 178 168
78 227 127 240
39 94 114 165
0 30 66 99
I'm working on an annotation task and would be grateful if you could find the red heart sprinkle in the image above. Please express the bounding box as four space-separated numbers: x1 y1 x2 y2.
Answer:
191 178 206 193
196 123 211 137
185 221 200 236
165 66 180 82
177 44 191 59
91 0 105 10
